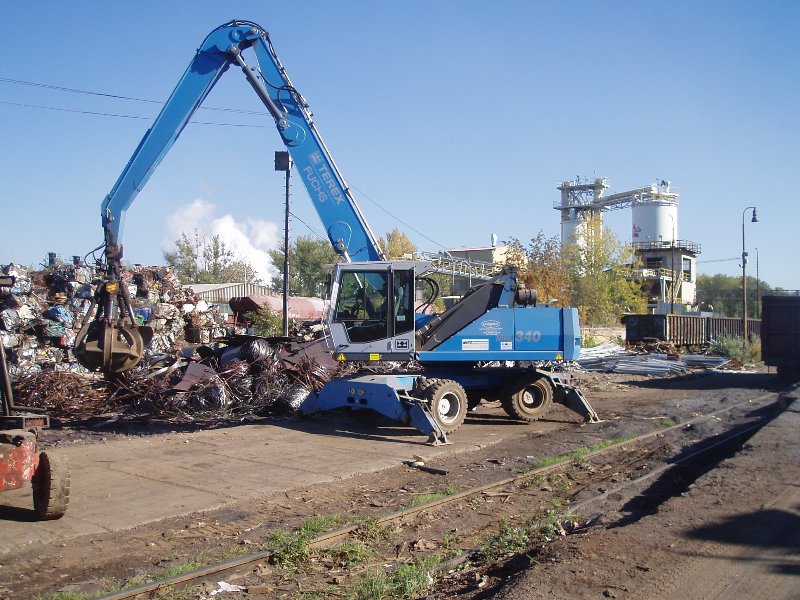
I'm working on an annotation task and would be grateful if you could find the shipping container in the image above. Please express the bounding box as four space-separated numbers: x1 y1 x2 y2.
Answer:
761 295 800 380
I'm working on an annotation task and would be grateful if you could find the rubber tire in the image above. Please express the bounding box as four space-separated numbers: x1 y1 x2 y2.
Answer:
423 379 468 434
777 366 800 384
32 451 70 520
466 390 498 411
466 392 483 411
500 374 554 422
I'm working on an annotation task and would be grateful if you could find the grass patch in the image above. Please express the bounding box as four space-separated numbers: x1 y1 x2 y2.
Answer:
476 520 530 563
659 419 676 428
324 541 371 566
348 554 443 600
353 515 389 545
33 555 216 600
528 435 638 471
268 514 343 570
537 508 579 541
582 334 600 348
404 484 461 508
474 509 581 567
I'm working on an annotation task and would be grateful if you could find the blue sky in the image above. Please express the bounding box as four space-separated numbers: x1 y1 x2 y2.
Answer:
1 1 798 289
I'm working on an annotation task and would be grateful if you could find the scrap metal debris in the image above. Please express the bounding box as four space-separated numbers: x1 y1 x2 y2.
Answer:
1 260 226 377
576 341 731 375
2 259 336 424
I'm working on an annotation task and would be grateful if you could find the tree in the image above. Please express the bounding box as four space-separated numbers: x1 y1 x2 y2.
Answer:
163 229 256 284
379 228 417 259
562 216 646 326
504 232 572 308
696 273 772 317
248 306 283 336
267 235 339 297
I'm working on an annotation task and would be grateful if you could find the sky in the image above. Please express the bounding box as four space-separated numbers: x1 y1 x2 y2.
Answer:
1 1 798 290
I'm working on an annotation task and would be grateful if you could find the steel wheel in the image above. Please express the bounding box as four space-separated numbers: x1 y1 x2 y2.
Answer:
423 379 467 434
500 374 553 422
32 451 70 520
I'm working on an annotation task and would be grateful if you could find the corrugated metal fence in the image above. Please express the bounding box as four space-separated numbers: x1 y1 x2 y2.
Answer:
625 314 762 346
187 283 276 304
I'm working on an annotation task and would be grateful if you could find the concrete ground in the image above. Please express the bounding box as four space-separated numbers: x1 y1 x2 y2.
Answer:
0 409 532 554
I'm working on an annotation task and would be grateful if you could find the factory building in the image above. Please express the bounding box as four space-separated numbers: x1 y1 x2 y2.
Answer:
555 177 701 314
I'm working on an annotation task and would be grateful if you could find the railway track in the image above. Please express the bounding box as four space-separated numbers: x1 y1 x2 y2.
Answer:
95 388 789 600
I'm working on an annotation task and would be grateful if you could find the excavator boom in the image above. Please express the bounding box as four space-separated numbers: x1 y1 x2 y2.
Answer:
77 20 385 373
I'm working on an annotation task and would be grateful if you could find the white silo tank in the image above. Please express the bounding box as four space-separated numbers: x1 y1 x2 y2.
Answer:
561 210 600 247
632 200 678 243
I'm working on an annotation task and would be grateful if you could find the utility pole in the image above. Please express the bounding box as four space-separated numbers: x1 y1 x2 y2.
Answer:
741 207 758 345
670 237 675 314
668 213 676 315
275 151 292 337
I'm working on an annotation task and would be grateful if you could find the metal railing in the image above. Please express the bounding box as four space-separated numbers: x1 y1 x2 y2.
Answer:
419 252 502 281
631 240 702 254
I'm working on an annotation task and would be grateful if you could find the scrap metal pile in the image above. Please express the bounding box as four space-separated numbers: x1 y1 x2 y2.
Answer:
2 260 345 423
108 338 340 423
1 261 227 377
11 338 345 424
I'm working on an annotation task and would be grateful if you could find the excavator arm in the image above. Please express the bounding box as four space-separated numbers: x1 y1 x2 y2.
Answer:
76 20 385 373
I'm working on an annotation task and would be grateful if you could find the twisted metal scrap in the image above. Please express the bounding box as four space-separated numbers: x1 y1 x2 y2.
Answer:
12 371 115 419
10 335 410 425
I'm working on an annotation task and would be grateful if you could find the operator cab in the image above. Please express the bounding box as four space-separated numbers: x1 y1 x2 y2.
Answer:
328 261 430 361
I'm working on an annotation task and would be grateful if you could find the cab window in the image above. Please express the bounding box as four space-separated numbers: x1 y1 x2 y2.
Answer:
333 271 389 343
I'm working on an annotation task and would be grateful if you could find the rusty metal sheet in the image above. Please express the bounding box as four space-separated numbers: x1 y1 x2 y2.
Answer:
172 362 219 392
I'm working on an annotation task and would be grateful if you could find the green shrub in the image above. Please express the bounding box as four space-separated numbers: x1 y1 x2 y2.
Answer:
711 335 761 363
248 306 283 336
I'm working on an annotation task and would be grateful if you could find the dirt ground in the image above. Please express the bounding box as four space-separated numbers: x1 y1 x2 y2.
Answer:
1 368 797 599
490 388 800 600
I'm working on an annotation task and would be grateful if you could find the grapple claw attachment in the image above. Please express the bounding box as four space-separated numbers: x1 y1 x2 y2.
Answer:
74 321 150 373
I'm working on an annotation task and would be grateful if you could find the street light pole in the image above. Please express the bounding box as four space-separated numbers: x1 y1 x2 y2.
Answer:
741 206 758 344
275 151 293 337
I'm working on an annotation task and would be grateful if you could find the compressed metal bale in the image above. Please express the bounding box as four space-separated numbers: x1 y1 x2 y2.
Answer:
1 309 20 331
186 372 231 412
276 383 311 415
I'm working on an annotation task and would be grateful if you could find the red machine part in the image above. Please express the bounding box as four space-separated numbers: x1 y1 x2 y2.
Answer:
0 429 70 519
0 430 39 491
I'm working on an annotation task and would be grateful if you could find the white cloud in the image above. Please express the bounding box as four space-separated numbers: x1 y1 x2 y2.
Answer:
164 199 280 283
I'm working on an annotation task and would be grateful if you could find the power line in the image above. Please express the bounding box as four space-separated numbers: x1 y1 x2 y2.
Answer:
287 210 328 244
0 77 267 116
2 75 446 253
697 257 739 264
349 183 447 253
0 100 269 128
